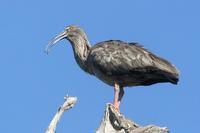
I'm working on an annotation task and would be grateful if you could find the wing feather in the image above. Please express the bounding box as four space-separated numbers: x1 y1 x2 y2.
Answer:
87 40 179 85
89 40 155 76
90 40 179 76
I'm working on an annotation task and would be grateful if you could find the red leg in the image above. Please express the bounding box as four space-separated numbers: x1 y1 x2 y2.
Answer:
113 83 124 110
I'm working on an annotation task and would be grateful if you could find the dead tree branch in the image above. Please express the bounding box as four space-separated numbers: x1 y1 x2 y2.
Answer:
96 104 169 133
44 98 169 133
45 96 77 133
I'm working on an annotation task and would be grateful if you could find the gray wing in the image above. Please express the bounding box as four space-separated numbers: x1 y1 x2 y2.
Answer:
88 40 179 79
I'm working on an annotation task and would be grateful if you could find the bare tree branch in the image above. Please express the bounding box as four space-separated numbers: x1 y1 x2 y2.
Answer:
44 98 169 133
45 96 77 133
96 104 169 133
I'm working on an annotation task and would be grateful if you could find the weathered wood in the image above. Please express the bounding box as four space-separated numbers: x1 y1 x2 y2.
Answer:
96 104 169 133
44 97 168 133
45 96 77 133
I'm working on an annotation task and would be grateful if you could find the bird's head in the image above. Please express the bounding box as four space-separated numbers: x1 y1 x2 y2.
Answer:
45 25 88 54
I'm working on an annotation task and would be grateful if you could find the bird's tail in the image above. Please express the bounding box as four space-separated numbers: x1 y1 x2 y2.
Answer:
167 73 179 84
152 55 180 84
162 66 179 84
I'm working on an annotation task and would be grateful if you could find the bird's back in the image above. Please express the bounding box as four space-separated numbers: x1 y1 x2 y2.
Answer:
87 40 179 87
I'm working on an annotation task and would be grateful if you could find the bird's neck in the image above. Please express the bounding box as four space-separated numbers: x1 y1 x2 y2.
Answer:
68 36 92 74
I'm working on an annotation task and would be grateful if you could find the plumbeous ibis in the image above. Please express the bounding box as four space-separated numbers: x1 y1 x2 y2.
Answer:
45 25 179 110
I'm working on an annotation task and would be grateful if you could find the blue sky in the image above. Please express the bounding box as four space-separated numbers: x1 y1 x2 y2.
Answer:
0 0 199 132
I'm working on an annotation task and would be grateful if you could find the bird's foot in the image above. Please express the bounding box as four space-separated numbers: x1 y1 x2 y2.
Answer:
107 103 120 111
113 102 120 111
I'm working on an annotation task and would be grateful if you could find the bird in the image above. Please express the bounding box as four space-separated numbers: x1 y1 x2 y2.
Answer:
45 25 179 110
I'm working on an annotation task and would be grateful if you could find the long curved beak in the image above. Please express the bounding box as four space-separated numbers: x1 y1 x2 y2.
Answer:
45 31 68 54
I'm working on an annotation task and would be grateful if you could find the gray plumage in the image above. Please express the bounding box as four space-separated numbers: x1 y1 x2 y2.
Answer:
46 25 179 88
